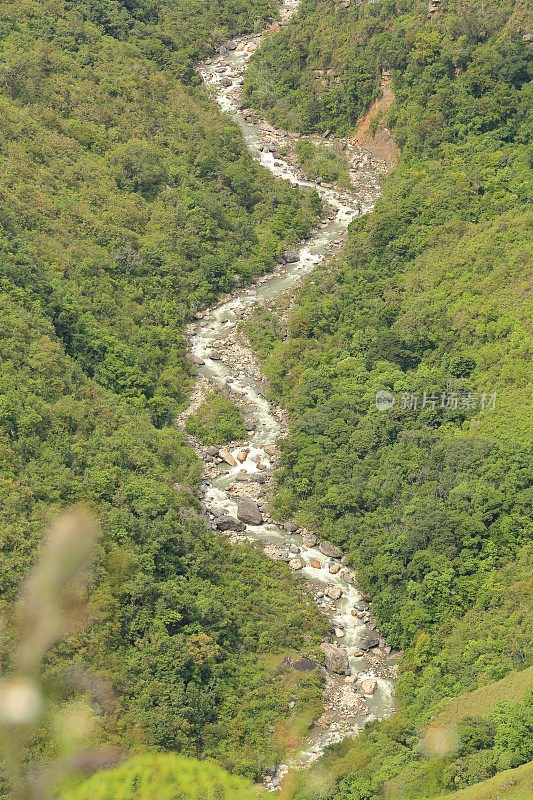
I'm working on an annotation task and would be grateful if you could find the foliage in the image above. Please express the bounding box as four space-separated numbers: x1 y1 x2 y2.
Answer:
0 0 320 427
246 1 533 798
186 391 245 445
295 140 351 188
61 753 262 800
0 0 325 787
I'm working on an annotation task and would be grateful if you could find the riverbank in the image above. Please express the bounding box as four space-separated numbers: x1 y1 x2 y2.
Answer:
178 1 398 789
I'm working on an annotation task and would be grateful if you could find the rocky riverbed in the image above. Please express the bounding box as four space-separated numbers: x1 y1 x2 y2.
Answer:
178 0 399 789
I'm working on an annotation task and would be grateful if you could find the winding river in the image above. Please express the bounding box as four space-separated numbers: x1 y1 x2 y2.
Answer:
182 0 397 788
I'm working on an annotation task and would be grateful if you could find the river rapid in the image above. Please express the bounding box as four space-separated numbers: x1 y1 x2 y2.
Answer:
182 0 398 789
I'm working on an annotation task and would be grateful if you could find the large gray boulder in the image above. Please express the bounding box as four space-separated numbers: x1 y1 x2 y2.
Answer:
360 635 380 651
319 540 342 558
236 498 263 525
215 515 245 532
320 642 350 674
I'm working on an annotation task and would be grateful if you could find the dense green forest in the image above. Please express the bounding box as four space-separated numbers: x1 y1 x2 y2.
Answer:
244 0 533 797
0 0 327 792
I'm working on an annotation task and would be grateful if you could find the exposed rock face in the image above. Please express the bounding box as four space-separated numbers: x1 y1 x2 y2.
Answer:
215 515 245 532
236 498 263 525
319 540 342 558
321 642 350 674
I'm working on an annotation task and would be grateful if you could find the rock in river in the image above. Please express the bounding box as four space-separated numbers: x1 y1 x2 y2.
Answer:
325 586 342 601
284 250 299 263
302 533 317 547
360 678 378 695
215 515 245 532
320 642 350 674
319 540 342 558
219 449 236 466
360 635 380 651
289 558 304 571
237 498 263 525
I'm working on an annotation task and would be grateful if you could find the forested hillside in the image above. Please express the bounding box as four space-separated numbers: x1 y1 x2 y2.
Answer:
0 0 325 790
245 0 533 797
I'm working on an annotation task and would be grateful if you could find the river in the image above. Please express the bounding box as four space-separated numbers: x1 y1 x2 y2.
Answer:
181 0 397 789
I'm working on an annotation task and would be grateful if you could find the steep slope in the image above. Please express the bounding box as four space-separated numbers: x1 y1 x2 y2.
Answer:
242 0 533 797
0 0 325 789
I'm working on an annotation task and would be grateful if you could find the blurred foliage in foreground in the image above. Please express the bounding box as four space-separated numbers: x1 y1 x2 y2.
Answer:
60 753 262 800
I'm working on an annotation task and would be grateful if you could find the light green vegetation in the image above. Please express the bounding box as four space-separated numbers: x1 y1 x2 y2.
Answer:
60 753 262 800
435 761 533 800
186 390 246 445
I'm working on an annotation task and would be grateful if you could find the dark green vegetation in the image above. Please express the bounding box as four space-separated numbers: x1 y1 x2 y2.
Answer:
0 0 325 790
245 1 533 797
61 753 261 800
186 390 246 445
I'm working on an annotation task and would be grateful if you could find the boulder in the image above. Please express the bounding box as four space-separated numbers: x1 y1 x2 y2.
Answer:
320 643 350 674
319 540 342 558
360 679 377 695
264 444 278 456
237 498 263 525
284 250 299 263
205 446 219 457
310 559 322 569
325 586 342 601
215 516 245 532
285 522 298 533
360 635 380 651
236 449 249 462
328 563 341 575
289 558 304 571
292 656 318 672
302 533 317 547
219 450 236 466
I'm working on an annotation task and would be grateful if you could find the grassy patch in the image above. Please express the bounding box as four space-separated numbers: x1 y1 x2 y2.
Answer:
435 761 533 800
433 667 533 728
